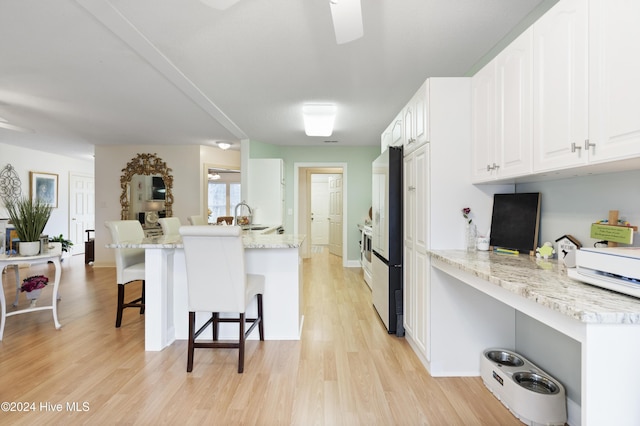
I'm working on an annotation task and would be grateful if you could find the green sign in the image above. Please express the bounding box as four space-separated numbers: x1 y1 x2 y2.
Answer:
590 224 634 244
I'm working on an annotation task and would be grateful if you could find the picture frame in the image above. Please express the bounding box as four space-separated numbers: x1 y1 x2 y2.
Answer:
30 171 58 208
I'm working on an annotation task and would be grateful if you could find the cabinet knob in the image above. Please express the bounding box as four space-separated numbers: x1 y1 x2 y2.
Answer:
571 142 582 153
408 185 416 191
585 139 596 153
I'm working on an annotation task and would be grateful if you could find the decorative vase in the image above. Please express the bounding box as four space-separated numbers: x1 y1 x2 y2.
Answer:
25 288 42 307
19 241 40 256
466 224 477 252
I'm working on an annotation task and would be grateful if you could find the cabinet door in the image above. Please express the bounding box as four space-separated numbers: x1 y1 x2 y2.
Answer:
414 146 428 253
414 250 428 357
589 0 640 163
381 126 391 152
403 103 414 151
390 113 403 147
413 81 430 148
496 28 533 178
533 0 588 172
471 61 497 182
403 153 415 338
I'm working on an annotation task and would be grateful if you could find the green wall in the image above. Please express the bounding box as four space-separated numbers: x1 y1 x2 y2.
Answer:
249 140 380 263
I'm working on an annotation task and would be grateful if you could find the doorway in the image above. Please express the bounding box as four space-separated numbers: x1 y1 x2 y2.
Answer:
294 163 347 265
69 172 95 255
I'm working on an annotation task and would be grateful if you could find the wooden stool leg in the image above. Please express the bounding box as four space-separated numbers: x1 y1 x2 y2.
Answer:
116 284 125 328
238 313 245 373
187 312 195 372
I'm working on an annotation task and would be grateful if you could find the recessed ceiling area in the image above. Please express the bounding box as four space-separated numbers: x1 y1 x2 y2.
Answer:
0 0 557 160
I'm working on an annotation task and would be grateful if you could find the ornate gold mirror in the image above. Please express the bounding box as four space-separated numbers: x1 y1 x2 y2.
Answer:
120 153 174 220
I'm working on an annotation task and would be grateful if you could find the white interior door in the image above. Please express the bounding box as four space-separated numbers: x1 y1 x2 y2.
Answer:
311 175 330 245
328 174 343 257
69 173 95 255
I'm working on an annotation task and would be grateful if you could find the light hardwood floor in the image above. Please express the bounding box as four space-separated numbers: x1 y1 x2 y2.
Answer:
0 249 521 425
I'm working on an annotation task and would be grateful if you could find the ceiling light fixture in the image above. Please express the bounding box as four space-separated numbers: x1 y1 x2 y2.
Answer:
216 141 231 150
303 104 336 137
329 0 363 44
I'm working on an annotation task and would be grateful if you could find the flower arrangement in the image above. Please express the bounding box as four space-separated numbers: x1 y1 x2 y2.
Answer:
20 275 49 293
461 207 472 224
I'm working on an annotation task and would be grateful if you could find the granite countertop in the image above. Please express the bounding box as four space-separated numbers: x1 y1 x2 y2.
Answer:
428 249 640 324
107 233 305 250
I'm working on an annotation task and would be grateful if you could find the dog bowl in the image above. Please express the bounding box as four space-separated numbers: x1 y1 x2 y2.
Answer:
485 349 525 367
512 372 560 395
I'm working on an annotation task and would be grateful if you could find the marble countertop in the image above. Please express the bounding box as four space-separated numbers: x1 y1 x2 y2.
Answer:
429 249 640 324
107 232 305 250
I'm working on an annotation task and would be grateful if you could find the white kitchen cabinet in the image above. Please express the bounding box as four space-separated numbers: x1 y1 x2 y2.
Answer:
247 158 284 226
403 144 429 357
532 0 589 172
472 28 532 182
588 0 640 163
471 61 497 182
403 81 430 156
380 112 403 152
401 78 513 367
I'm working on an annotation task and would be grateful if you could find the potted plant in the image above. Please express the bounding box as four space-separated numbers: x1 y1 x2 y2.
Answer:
21 275 48 306
4 196 53 256
49 234 73 253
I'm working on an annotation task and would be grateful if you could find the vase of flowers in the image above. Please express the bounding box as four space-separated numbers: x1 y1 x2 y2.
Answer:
21 275 49 306
462 207 477 252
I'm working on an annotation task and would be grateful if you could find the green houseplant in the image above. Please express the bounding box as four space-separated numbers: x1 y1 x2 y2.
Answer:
49 234 73 252
4 196 53 255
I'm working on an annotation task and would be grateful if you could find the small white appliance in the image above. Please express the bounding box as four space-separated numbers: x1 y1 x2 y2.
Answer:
567 247 640 298
481 348 566 426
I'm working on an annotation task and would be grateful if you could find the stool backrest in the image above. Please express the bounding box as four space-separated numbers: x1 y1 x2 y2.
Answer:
105 220 145 283
158 217 181 236
187 216 207 226
179 225 247 313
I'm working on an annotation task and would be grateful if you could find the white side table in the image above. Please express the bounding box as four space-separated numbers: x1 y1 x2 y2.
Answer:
0 251 62 340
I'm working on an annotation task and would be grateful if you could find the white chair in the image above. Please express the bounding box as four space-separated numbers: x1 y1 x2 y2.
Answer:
187 215 207 226
158 217 181 236
179 225 265 373
105 220 146 328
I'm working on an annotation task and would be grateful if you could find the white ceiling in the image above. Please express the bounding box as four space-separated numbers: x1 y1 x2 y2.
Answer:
0 0 555 161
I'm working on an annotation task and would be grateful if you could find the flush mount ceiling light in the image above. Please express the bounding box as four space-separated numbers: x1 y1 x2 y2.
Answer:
216 141 231 150
303 104 336 137
329 0 363 44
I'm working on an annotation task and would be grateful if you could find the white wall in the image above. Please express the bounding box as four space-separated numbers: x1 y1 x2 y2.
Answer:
511 169 640 408
0 142 93 239
94 144 240 267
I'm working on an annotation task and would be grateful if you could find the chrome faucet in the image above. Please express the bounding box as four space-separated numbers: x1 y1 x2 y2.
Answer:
234 200 252 226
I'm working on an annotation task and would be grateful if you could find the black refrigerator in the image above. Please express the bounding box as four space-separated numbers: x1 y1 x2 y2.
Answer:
371 145 404 336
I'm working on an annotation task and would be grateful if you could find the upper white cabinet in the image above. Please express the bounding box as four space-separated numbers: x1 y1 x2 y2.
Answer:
532 0 589 172
588 0 640 163
471 62 496 181
472 28 532 182
380 112 403 152
404 81 430 156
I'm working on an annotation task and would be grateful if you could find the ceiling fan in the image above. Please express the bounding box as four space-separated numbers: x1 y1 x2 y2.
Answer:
200 0 363 44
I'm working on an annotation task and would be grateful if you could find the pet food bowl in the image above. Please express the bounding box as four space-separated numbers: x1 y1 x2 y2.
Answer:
481 348 566 425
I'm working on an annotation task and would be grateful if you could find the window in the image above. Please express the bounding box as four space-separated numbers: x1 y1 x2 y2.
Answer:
207 180 241 222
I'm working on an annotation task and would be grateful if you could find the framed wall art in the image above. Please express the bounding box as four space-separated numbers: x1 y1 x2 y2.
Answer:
30 171 58 208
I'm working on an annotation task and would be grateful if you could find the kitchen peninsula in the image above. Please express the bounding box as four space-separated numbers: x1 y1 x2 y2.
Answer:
107 228 305 352
425 250 640 426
